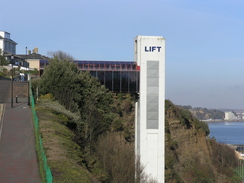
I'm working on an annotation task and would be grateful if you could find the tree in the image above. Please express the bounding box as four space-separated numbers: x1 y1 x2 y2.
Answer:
40 57 81 112
47 50 74 61
40 52 114 147
76 71 114 150
0 49 9 71
27 68 39 75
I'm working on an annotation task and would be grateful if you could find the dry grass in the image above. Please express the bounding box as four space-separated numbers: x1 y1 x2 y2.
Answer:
36 99 94 183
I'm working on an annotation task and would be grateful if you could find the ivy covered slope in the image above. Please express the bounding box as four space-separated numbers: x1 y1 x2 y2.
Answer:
34 93 136 183
35 97 94 182
32 51 241 182
32 52 137 182
165 100 240 183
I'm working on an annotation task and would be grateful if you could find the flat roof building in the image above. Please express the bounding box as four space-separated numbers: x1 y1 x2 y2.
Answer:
0 31 17 55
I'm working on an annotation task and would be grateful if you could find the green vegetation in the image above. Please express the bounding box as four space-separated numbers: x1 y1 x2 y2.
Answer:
31 51 241 182
24 68 39 76
0 68 8 78
165 100 241 183
0 49 9 79
0 49 9 67
30 86 52 183
35 98 92 182
166 100 210 136
32 51 139 182
34 93 137 182
235 160 244 180
179 105 225 120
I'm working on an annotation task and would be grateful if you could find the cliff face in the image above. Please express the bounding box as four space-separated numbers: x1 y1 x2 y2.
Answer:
165 100 239 183
189 108 224 120
178 105 225 120
166 113 209 165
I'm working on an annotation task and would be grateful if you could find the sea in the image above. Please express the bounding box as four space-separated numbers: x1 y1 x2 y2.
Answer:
208 121 244 145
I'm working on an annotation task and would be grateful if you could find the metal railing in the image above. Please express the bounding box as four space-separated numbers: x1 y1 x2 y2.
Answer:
236 160 244 181
29 81 53 183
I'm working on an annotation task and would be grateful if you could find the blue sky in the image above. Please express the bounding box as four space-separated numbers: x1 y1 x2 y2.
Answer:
1 0 244 109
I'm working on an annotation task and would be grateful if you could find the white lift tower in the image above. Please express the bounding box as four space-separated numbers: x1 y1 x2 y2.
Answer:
134 36 165 183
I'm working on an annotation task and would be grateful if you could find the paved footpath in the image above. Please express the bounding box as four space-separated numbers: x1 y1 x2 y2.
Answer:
0 98 42 183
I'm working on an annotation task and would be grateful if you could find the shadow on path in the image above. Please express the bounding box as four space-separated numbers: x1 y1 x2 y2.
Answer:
0 81 41 183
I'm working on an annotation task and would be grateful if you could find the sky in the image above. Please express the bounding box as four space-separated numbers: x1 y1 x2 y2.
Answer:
1 0 244 109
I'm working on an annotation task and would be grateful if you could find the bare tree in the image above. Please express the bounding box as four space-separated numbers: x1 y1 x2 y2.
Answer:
47 50 74 61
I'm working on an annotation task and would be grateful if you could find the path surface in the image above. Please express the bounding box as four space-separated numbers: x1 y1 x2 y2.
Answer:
0 80 11 104
0 80 41 183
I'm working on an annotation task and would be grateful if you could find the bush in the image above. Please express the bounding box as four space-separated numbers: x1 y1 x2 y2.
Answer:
210 139 239 177
94 134 135 183
40 58 81 112
179 109 192 128
199 121 210 135
111 119 123 131
39 93 55 101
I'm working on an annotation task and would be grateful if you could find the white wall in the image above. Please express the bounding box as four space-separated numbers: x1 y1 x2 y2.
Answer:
0 31 16 54
0 31 6 38
0 39 3 54
135 36 165 183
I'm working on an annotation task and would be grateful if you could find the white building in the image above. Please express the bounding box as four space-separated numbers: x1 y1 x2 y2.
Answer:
134 36 165 182
0 31 17 55
224 111 238 120
0 31 29 75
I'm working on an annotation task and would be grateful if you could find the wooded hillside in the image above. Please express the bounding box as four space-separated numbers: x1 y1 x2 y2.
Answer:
178 105 225 120
31 52 241 182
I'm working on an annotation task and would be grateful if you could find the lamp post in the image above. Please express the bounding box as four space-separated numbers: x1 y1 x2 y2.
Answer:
11 54 14 108
25 47 27 63
25 47 28 79
26 47 30 106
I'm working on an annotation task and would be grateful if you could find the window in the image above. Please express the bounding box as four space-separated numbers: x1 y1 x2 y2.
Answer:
147 61 159 129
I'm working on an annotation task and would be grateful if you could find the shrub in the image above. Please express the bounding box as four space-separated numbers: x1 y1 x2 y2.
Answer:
199 121 210 135
209 139 239 177
39 93 55 101
111 119 123 131
123 127 131 142
94 134 135 183
179 109 192 128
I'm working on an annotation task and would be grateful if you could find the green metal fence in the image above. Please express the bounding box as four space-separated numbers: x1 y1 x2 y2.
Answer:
29 81 53 183
236 160 244 181
235 159 244 182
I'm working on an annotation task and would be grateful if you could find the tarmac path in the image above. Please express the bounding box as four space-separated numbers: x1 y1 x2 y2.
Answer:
0 80 41 183
0 80 11 104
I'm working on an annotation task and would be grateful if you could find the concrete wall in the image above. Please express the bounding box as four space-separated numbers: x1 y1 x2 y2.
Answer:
134 35 165 182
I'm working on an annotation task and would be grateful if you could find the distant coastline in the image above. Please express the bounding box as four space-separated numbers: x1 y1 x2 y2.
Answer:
204 120 244 123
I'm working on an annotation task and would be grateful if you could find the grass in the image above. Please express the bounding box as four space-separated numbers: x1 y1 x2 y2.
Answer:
35 99 94 183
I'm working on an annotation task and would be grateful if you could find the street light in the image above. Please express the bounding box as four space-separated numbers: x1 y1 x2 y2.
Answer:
11 54 14 108
26 47 30 106
25 47 27 63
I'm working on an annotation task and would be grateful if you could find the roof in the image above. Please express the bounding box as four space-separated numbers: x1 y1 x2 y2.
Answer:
0 37 17 45
0 30 10 34
0 38 17 45
16 53 49 60
73 60 135 65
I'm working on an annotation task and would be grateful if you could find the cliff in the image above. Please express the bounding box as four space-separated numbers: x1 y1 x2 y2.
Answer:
178 105 225 120
165 100 240 183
